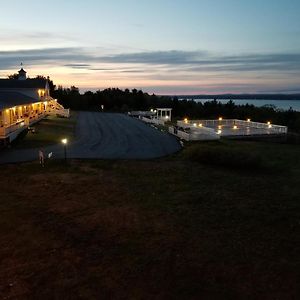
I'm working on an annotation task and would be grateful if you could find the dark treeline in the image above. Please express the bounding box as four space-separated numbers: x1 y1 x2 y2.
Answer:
52 86 300 133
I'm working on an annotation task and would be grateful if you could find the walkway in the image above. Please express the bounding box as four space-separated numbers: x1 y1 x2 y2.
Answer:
0 112 181 163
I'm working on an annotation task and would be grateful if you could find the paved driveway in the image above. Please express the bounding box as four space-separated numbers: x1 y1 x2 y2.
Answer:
0 112 181 163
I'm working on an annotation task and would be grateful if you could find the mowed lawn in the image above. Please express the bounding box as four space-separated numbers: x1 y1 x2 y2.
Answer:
12 113 77 149
0 140 299 299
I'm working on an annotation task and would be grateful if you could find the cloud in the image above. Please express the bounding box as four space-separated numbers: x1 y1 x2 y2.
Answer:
1 46 300 94
0 47 90 69
101 50 206 64
1 47 300 74
101 50 300 73
0 29 75 44
64 63 91 69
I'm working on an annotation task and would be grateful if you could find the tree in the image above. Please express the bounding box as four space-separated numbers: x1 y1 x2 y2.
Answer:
7 73 19 79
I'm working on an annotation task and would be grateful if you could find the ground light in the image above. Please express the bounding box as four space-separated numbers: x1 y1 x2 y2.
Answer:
61 138 68 162
247 118 251 122
218 117 223 121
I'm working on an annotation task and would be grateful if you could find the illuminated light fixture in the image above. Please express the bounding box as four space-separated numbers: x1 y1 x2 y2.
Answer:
154 110 157 113
218 117 223 121
267 121 271 125
44 101 47 106
61 138 68 162
20 122 25 127
218 125 222 129
184 118 188 123
198 123 203 127
233 125 238 129
165 116 169 119
217 130 222 134
6 109 9 113
150 109 153 112
268 124 272 128
247 118 251 122
193 123 197 127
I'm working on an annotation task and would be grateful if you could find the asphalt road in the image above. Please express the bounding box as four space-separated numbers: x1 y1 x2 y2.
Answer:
0 112 181 163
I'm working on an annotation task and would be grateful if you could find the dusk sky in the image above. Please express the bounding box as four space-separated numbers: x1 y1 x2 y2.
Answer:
1 0 300 94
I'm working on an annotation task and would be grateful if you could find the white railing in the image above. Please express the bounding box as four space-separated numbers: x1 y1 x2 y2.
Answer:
0 121 26 138
0 127 6 137
178 119 288 136
48 108 70 118
0 113 48 139
142 117 165 126
169 127 191 140
47 99 70 118
169 126 220 141
0 99 69 141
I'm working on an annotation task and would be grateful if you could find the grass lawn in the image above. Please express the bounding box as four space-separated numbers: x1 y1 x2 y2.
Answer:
0 140 299 299
12 112 77 149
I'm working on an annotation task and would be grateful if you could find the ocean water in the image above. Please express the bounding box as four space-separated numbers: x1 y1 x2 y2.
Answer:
191 99 300 111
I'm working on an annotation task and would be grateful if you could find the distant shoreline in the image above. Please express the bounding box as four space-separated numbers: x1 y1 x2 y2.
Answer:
172 94 300 101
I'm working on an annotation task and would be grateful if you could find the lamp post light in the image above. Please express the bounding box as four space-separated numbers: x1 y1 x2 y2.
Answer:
61 138 68 162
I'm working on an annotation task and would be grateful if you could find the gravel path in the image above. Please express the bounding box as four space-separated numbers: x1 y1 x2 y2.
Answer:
0 112 181 163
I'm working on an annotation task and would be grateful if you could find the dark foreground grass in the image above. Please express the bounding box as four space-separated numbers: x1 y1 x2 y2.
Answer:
0 140 299 299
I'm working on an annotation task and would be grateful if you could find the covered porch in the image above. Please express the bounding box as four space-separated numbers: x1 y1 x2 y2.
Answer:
0 98 69 143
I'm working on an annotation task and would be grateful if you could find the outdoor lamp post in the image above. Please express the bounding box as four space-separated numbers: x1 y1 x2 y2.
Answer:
61 138 68 162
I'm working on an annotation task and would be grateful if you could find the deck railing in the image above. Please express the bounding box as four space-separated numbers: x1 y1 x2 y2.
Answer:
141 116 165 126
177 119 288 136
0 121 26 138
169 125 220 141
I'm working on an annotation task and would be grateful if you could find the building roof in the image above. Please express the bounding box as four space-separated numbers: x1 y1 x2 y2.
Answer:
0 78 47 89
18 68 27 74
0 91 38 110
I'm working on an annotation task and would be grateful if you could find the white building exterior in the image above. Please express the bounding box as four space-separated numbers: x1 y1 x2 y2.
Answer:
0 68 69 143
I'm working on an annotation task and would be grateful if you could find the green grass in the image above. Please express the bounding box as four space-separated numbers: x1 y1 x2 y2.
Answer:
0 140 299 299
12 112 77 149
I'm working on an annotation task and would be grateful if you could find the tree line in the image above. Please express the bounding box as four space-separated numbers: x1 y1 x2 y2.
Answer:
7 73 300 132
52 86 300 133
